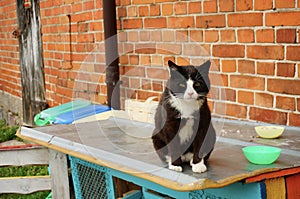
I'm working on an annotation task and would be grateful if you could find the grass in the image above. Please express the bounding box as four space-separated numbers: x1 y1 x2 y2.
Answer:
0 120 51 199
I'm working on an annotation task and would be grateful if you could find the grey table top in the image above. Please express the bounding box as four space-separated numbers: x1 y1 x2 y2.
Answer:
18 117 300 191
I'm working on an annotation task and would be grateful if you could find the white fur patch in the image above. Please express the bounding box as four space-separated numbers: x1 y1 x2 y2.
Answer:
184 79 198 100
169 93 199 118
165 156 182 172
181 152 193 162
190 159 207 173
178 119 194 144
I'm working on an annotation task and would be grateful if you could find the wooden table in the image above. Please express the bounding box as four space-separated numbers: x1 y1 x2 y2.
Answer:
17 116 300 199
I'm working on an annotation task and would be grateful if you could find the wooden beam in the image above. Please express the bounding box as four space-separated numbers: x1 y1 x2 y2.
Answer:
265 177 286 199
0 147 49 166
0 176 51 194
245 167 300 183
49 149 70 199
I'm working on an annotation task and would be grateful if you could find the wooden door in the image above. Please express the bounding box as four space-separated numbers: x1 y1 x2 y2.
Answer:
15 0 47 126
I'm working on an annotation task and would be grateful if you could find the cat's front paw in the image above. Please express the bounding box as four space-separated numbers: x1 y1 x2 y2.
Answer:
169 164 183 172
190 159 207 173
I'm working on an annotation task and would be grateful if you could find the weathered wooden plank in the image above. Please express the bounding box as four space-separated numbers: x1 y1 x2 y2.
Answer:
265 177 286 199
0 176 51 194
16 0 47 126
0 147 49 166
286 173 300 199
49 149 70 199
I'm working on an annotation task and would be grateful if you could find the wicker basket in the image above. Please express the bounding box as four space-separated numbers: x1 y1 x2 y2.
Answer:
125 96 159 124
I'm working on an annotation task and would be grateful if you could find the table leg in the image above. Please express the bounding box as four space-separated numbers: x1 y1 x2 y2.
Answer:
49 149 70 199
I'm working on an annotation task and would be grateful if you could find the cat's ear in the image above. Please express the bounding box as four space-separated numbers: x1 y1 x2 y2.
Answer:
168 60 180 72
196 60 211 75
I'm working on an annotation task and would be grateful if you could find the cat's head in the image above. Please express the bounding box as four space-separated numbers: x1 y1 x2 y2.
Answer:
166 60 211 101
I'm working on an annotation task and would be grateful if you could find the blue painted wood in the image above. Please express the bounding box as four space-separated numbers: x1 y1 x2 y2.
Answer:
105 170 116 199
107 164 263 199
143 188 168 199
122 190 142 199
69 156 264 199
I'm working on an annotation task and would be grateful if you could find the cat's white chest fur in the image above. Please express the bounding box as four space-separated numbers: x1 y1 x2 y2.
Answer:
169 94 199 117
169 94 199 144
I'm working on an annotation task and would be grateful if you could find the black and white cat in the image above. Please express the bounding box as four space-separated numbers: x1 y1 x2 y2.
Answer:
152 60 216 173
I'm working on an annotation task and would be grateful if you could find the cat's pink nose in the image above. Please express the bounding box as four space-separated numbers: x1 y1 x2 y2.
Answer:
188 92 193 96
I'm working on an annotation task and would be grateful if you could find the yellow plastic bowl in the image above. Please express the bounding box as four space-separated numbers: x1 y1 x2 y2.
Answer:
255 126 284 139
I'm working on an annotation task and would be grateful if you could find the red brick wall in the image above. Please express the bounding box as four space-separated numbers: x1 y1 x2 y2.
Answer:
0 0 21 97
0 0 300 126
117 0 300 126
40 0 107 106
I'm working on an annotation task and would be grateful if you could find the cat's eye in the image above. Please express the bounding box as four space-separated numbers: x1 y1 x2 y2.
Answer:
194 82 201 87
178 83 186 87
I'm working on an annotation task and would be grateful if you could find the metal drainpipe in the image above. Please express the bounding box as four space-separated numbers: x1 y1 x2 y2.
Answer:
103 0 120 109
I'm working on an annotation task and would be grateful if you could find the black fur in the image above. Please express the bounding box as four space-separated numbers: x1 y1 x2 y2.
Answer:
151 60 216 170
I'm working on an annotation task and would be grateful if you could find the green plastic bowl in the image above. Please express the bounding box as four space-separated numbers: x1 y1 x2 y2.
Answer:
242 146 281 165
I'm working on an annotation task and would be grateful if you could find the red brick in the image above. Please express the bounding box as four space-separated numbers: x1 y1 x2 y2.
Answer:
135 44 156 54
188 1 202 14
230 75 265 90
254 0 273 10
219 0 234 12
120 66 145 77
287 46 300 61
183 44 209 56
257 62 275 76
247 46 284 60
190 30 203 42
140 31 150 41
132 0 153 4
204 30 219 42
176 30 188 42
266 12 300 26
144 17 166 28
138 6 149 16
238 90 254 105
238 29 254 43
228 13 263 27
203 0 217 13
222 60 236 73
162 4 173 16
255 93 273 108
297 98 300 111
250 107 287 125
268 79 300 95
275 0 295 8
213 45 245 58
220 88 236 102
236 0 253 11
276 29 296 43
174 2 187 15
122 19 142 29
220 30 236 42
276 96 295 111
167 16 194 28
157 44 182 55
137 90 160 101
146 68 168 80
277 63 295 77
210 73 228 86
289 113 300 127
238 60 255 74
215 102 247 118
150 5 160 16
256 29 274 43
196 15 226 28
152 80 164 92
